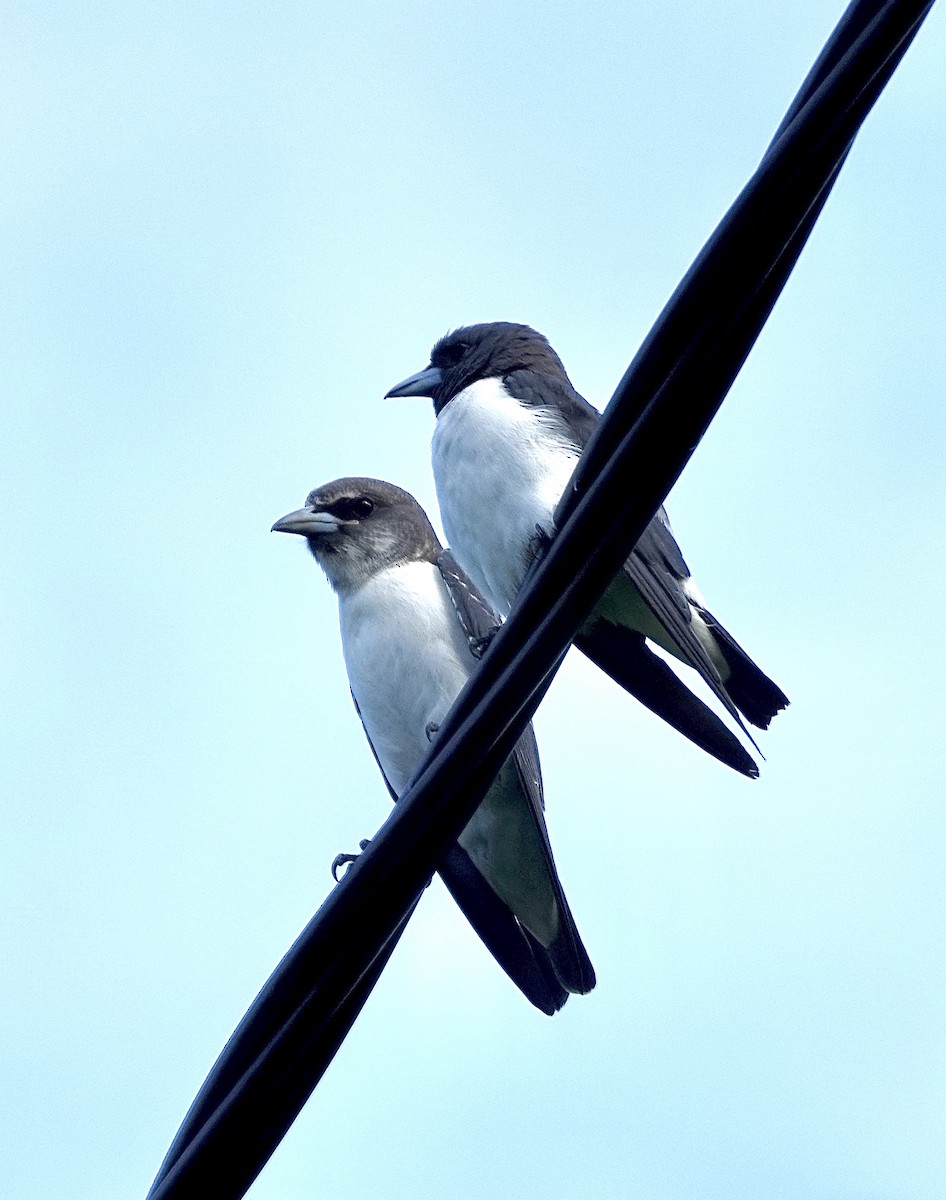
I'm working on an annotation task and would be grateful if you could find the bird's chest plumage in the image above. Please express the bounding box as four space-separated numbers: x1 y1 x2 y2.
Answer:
431 378 580 614
339 562 470 795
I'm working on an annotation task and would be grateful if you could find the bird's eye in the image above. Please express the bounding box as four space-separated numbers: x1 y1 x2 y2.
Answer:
436 341 468 368
328 496 375 521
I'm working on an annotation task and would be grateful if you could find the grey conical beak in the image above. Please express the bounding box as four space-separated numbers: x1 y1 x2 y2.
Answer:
271 508 339 536
384 365 443 398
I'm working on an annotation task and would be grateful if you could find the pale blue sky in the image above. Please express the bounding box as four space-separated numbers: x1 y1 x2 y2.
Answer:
2 3 945 1198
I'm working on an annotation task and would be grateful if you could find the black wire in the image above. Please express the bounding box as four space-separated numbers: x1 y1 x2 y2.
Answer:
146 899 421 1199
146 4 935 1197
562 0 932 515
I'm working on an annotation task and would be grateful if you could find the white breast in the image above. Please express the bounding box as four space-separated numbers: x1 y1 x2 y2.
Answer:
339 556 560 945
339 561 471 796
431 377 580 615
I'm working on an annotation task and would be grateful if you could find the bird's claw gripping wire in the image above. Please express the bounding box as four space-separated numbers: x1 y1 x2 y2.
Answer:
520 523 555 596
467 631 497 659
332 838 371 882
529 523 553 560
330 721 443 882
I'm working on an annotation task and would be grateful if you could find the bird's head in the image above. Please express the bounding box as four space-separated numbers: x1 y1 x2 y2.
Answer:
385 322 568 413
272 477 441 593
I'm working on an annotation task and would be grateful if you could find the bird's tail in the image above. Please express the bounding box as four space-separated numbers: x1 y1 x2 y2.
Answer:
439 844 572 1015
698 608 789 730
575 623 760 778
545 899 596 997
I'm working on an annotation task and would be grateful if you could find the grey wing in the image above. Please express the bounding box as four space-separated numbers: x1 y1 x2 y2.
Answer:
437 550 545 812
349 687 573 1013
437 551 595 995
438 551 546 809
437 547 503 649
506 714 595 994
625 513 759 749
641 505 692 580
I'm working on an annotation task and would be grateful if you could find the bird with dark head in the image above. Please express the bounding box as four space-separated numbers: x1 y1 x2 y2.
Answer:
399 323 571 415
387 323 789 778
273 476 594 1014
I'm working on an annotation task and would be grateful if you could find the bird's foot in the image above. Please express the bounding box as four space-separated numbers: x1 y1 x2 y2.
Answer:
425 721 440 742
529 523 553 563
468 628 498 659
331 838 371 882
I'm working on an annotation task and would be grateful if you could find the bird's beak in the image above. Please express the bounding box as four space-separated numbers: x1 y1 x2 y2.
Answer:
271 507 339 536
384 365 443 398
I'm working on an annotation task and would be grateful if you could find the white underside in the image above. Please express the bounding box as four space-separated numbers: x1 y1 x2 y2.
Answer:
341 562 471 795
431 377 728 678
432 377 581 615
339 560 559 943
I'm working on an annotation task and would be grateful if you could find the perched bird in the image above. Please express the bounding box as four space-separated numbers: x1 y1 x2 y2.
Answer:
386 322 788 778
272 476 594 1014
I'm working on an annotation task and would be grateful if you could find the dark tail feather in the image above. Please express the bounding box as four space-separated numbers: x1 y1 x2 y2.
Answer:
546 903 596 996
699 609 789 730
439 844 570 1015
576 623 759 779
508 728 595 997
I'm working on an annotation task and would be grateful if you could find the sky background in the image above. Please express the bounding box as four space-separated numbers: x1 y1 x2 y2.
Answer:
2 2 945 1198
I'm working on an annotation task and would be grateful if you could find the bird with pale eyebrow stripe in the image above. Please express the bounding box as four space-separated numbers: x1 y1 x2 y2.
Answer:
273 476 594 1014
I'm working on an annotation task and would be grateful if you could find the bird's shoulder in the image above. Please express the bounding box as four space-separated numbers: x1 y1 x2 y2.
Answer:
436 549 501 650
502 368 601 449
